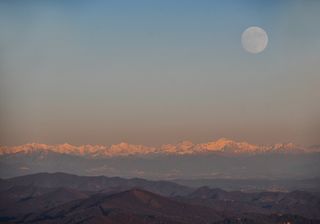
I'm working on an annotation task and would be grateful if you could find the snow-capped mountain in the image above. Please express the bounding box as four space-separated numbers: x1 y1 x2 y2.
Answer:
1 139 319 179
0 138 318 158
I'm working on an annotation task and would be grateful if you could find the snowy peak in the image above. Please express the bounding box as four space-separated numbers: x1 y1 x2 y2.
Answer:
196 138 261 153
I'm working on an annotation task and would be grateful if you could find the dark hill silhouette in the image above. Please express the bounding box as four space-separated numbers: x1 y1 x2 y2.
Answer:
0 172 192 196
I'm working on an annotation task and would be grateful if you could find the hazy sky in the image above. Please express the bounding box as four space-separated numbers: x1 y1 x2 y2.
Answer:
1 0 319 146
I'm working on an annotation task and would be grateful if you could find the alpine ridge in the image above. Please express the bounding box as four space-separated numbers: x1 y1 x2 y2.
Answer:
0 138 318 158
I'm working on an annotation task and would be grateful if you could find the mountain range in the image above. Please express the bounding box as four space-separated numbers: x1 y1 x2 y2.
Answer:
1 138 319 157
0 173 319 224
1 139 320 180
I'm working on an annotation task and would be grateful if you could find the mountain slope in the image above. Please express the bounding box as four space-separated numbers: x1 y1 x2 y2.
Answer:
24 188 223 224
182 187 320 219
0 186 88 220
17 188 320 224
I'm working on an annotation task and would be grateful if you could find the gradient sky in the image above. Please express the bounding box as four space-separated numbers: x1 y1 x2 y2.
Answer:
0 0 319 146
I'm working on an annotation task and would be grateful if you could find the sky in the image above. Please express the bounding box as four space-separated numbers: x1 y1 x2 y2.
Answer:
0 0 319 146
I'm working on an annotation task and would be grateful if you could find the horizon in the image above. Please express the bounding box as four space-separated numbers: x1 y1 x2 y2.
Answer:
3 170 320 181
1 136 317 149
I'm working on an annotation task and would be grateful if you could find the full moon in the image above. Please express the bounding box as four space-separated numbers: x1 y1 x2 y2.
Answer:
241 26 268 54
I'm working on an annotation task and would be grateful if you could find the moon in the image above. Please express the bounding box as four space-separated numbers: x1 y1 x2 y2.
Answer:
241 26 268 54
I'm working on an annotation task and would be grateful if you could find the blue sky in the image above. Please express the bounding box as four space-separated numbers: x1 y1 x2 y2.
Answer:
0 0 319 146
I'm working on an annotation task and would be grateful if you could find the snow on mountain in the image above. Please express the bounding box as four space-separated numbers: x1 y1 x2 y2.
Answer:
103 142 156 156
0 138 318 157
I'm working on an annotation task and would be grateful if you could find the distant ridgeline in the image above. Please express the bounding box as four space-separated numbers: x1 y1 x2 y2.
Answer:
0 138 319 180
